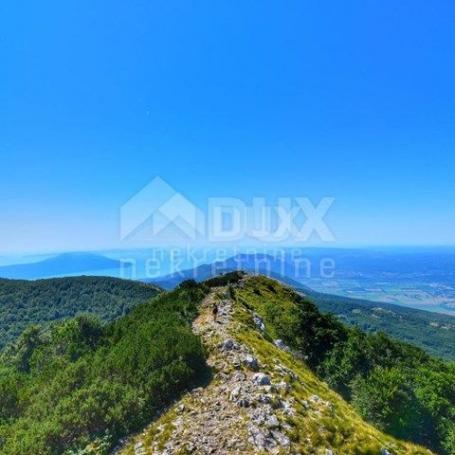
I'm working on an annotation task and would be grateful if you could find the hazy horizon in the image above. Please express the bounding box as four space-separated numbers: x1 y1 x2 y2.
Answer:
3 244 455 259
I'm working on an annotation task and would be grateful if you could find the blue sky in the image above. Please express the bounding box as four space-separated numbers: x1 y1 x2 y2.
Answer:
1 0 454 253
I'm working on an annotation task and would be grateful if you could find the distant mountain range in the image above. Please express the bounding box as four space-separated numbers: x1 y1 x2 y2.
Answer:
0 252 129 280
148 253 455 360
149 253 313 290
1 251 454 359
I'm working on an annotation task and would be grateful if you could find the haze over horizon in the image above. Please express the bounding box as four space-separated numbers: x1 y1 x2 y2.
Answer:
2 1 454 253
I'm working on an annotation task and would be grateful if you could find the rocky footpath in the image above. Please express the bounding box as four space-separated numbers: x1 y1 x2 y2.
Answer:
116 280 432 455
118 287 300 454
150 289 296 454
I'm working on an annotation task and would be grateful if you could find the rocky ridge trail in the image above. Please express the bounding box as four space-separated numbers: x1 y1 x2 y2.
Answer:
118 286 297 454
116 279 433 455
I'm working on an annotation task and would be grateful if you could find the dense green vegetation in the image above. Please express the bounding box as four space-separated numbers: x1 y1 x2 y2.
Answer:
0 280 208 454
0 273 453 454
153 263 455 361
204 270 246 287
236 276 455 454
308 290 455 361
0 277 160 350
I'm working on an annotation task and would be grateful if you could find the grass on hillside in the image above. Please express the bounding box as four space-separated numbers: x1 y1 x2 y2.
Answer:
232 277 432 454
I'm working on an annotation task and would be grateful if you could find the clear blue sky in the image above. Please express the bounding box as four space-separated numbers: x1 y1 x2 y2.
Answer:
1 0 454 253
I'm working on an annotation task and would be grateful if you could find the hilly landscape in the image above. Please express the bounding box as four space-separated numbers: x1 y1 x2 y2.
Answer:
150 256 455 360
307 290 455 361
3 252 453 360
0 276 160 349
0 273 453 454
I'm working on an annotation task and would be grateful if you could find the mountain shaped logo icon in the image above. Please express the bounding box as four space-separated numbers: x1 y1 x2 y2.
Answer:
120 177 205 241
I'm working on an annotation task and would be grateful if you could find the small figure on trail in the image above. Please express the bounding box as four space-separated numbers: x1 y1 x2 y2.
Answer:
212 302 219 322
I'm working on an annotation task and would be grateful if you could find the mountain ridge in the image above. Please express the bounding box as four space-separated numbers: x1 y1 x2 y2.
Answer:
117 276 434 454
148 256 455 360
0 274 452 453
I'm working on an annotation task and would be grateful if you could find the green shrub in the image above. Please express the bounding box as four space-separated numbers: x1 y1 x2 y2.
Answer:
0 283 208 454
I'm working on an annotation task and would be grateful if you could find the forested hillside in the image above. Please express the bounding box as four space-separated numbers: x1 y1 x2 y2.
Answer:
0 274 452 454
0 277 160 349
308 290 455 360
0 281 207 454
